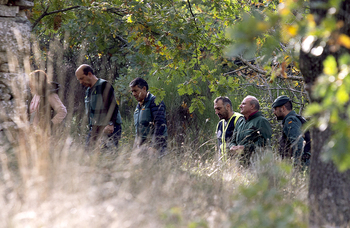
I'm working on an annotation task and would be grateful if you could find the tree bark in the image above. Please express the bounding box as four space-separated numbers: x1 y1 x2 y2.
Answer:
308 128 350 227
299 1 350 227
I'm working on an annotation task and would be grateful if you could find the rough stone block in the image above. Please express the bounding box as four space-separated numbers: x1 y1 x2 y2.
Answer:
0 0 9 5
0 63 9 72
0 5 19 17
14 0 34 9
0 53 7 65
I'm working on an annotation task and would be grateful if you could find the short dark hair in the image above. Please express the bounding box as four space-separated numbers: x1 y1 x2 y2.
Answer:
284 101 292 110
129 77 148 91
82 65 94 76
214 96 233 111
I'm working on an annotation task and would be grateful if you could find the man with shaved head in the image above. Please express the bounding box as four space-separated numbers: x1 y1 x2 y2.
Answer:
229 95 272 165
75 64 122 151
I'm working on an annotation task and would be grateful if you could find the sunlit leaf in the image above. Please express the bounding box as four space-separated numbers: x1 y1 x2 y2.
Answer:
304 103 323 116
338 34 350 49
323 56 337 75
336 86 349 104
286 25 298 36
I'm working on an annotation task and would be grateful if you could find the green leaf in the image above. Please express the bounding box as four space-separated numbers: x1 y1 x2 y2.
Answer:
304 103 323 116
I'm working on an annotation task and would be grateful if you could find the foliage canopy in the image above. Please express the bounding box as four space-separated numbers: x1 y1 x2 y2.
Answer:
30 0 350 170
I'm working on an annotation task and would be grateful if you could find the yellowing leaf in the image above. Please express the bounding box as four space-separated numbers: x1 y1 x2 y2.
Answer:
286 25 298 36
323 56 337 75
284 55 292 65
338 34 350 49
256 22 268 31
127 15 133 23
306 14 316 28
279 8 289 16
330 109 338 123
336 86 349 104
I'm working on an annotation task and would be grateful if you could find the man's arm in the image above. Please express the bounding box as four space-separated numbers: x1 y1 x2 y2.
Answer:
102 82 119 125
150 98 167 149
256 118 272 147
48 93 67 125
228 118 244 153
102 82 119 134
284 117 304 158
228 117 243 148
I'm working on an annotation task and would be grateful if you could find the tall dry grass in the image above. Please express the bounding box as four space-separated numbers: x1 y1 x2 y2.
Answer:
0 32 308 228
0 125 309 227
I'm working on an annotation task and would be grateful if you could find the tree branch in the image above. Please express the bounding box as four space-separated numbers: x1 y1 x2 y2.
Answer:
275 75 304 81
32 6 82 29
237 55 267 75
186 0 199 31
235 56 304 81
106 8 125 17
223 66 248 76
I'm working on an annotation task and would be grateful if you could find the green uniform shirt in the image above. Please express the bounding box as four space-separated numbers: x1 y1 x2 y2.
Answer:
279 110 304 159
229 111 272 164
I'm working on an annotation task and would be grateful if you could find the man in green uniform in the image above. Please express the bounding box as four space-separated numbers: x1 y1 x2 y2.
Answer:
272 95 311 166
214 96 243 161
229 95 272 165
129 77 168 156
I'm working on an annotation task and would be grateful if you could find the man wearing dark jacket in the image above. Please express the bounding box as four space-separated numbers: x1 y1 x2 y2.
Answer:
229 95 272 165
76 64 122 150
129 77 167 156
272 95 311 166
214 96 243 161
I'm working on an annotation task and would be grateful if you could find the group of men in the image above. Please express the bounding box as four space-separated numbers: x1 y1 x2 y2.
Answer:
215 95 311 166
75 63 311 165
75 64 168 155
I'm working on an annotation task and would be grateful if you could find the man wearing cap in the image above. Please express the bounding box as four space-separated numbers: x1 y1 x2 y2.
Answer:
272 95 310 165
214 96 244 161
229 95 272 165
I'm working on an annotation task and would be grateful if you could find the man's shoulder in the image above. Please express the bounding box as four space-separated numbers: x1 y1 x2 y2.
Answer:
233 112 243 116
149 93 165 106
97 79 115 93
216 119 225 130
284 112 302 126
253 113 269 122
251 114 271 129
96 78 111 87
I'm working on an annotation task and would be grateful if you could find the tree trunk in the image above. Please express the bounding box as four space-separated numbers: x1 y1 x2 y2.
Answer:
308 128 350 226
300 1 350 227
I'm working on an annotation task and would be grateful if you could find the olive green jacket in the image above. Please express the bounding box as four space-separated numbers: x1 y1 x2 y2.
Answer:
229 111 272 164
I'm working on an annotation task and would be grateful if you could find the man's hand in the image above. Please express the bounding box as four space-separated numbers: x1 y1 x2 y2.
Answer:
229 145 244 156
103 125 114 135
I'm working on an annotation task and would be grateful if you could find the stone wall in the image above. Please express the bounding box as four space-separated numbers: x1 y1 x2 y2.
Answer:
0 0 33 136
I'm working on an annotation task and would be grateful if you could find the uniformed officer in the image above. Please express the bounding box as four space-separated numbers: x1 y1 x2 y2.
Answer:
272 95 310 165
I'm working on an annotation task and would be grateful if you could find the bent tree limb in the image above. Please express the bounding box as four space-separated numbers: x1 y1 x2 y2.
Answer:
234 56 304 81
32 6 81 29
237 55 267 75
